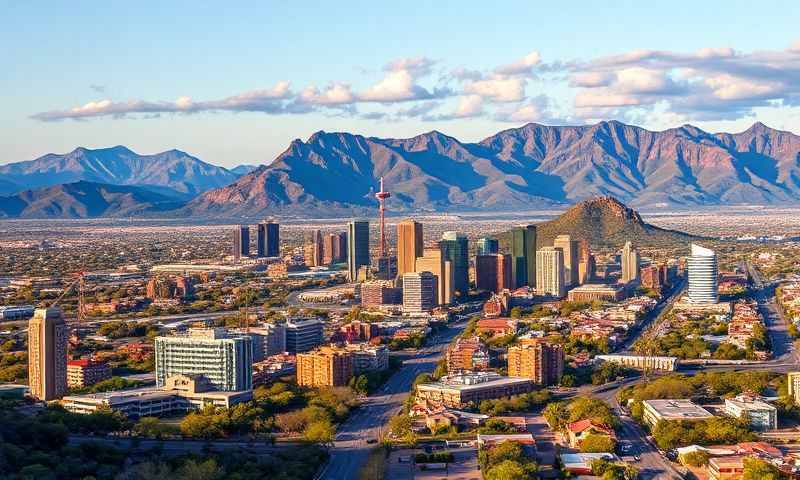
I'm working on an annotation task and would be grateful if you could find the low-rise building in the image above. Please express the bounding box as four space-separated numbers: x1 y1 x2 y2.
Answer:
344 343 389 374
0 305 34 320
567 284 625 302
642 399 714 427
62 374 252 418
66 359 112 388
414 372 535 409
475 318 518 337
708 455 745 480
595 354 678 372
567 419 616 449
724 394 777 430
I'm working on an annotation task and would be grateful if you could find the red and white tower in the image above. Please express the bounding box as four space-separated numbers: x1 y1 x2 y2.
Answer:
374 177 391 256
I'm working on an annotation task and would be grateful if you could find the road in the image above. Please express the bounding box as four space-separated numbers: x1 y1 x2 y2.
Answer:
316 319 470 480
620 279 686 352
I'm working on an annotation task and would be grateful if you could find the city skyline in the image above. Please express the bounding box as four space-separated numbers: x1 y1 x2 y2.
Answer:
3 2 800 167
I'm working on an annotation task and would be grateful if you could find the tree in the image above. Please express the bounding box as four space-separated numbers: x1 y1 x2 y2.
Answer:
176 459 223 480
275 410 307 433
742 457 785 480
304 419 335 443
388 415 413 438
580 434 616 453
681 450 710 467
484 460 529 480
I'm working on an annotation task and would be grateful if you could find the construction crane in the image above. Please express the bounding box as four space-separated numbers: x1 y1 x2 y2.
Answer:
48 271 86 324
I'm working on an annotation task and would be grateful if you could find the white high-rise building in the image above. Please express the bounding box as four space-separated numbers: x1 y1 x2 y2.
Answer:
536 247 565 297
687 244 718 304
403 271 438 313
621 241 640 284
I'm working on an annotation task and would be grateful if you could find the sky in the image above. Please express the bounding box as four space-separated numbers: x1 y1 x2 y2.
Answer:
3 1 800 168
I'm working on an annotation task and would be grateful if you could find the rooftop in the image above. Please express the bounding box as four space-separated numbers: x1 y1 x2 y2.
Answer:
418 372 533 392
643 399 714 420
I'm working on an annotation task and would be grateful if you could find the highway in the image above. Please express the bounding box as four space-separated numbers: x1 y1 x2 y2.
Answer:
316 318 470 480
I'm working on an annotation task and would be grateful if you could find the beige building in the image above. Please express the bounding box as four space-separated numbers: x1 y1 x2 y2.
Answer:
28 307 69 401
507 343 564 386
397 219 423 277
536 247 565 297
415 372 535 409
296 346 353 387
621 241 640 284
788 372 800 405
67 359 112 388
553 235 579 286
414 246 454 305
596 354 677 372
642 399 713 427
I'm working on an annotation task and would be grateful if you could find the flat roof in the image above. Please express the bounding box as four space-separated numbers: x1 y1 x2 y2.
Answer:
643 399 714 420
418 375 534 393
725 397 777 412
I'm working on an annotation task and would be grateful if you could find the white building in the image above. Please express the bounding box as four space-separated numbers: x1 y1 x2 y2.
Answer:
536 247 565 297
724 395 777 430
642 399 714 427
621 241 640 284
687 244 719 304
345 344 389 373
154 328 252 391
403 271 438 313
232 323 286 361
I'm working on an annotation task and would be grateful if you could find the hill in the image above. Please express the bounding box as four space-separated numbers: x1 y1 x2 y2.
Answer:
183 121 800 218
0 146 239 198
531 196 696 249
0 181 186 218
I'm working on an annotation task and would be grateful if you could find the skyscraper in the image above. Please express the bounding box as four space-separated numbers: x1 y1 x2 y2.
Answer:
788 372 800 406
536 247 565 297
621 241 640 284
402 271 438 313
441 231 469 294
155 328 253 391
232 225 250 261
415 244 454 305
347 220 370 282
509 225 536 288
475 254 511 293
323 233 336 265
553 234 579 286
397 219 423 277
476 237 499 256
304 229 324 267
257 221 280 258
28 307 68 401
687 243 719 304
577 240 595 284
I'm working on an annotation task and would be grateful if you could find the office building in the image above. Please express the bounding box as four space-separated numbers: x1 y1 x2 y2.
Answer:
360 280 402 307
348 220 370 282
475 254 511 293
28 307 69 401
415 244 454 305
296 346 353 387
374 255 397 280
641 399 713 427
476 237 499 256
509 225 536 288
687 244 719 304
724 394 777 430
154 328 253 392
257 221 279 258
63 374 252 418
621 241 640 284
304 229 324 267
0 305 34 320
344 344 389 373
397 219 423 277
577 240 595 284
67 359 112 388
446 336 489 373
789 372 800 405
285 317 325 353
233 323 286 361
441 232 469 294
567 284 625 302
403 271 438 313
335 232 347 263
536 247 565 297
507 343 564 386
414 372 535 409
232 226 250 261
596 354 678 372
641 264 667 290
554 235 579 286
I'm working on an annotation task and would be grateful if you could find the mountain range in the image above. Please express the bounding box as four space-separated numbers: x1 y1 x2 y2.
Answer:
1 120 799 218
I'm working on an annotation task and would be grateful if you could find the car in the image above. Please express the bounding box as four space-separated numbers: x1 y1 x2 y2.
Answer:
366 439 377 444
634 455 641 462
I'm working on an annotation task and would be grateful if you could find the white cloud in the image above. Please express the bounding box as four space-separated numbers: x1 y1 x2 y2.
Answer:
704 74 779 100
300 83 355 105
463 76 526 102
494 51 541 76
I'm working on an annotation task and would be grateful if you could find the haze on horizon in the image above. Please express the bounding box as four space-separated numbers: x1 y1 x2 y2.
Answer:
3 0 800 168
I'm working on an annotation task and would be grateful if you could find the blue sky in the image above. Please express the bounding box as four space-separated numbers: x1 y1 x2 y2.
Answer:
3 1 800 167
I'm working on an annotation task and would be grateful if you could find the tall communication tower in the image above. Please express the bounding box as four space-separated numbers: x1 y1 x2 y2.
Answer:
374 177 391 257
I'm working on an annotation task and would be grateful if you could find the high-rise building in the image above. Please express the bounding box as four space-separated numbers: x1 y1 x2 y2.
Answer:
285 317 325 353
348 220 370 282
374 255 397 280
335 232 347 263
154 328 253 391
361 280 403 307
415 244 454 305
621 241 640 284
446 336 489 373
476 237 499 256
441 231 469 294
28 307 68 401
233 323 286 362
640 264 664 290
304 229 324 267
687 244 719 304
536 247 565 297
296 346 353 387
577 240 595 285
232 225 250 261
509 225 536 288
554 235 579 286
788 372 800 405
403 271 438 313
397 219 423 277
257 221 280 258
475 254 511 293
507 343 564 386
